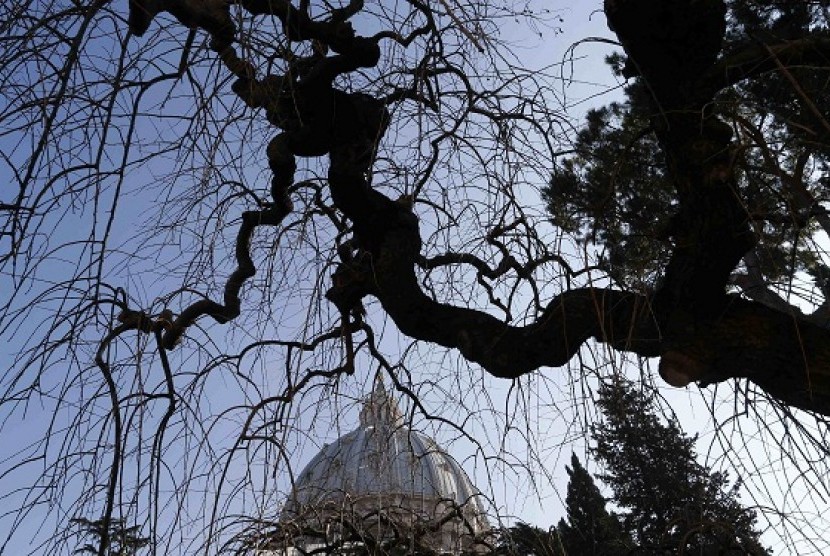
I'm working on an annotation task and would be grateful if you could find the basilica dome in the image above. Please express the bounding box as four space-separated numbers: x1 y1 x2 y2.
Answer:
277 381 491 554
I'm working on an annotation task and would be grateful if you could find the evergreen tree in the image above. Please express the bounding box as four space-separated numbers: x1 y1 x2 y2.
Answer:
545 1 830 291
72 517 149 556
494 522 562 556
556 453 632 556
591 380 770 555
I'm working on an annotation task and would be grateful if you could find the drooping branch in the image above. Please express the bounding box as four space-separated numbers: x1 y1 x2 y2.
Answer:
326 162 830 414
122 0 830 419
323 0 830 417
160 208 287 349
124 0 388 349
318 0 830 417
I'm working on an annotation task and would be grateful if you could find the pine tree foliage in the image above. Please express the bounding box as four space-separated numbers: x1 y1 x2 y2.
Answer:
591 380 770 554
494 522 563 556
556 453 631 556
545 1 830 292
71 517 149 556
545 78 673 288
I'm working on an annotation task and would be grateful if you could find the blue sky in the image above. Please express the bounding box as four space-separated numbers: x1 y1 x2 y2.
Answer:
1 1 827 554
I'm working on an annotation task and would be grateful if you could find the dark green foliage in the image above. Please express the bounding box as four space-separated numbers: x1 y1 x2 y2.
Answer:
590 380 770 555
494 522 564 556
72 517 149 556
556 453 632 556
545 2 830 289
724 1 830 50
546 101 672 287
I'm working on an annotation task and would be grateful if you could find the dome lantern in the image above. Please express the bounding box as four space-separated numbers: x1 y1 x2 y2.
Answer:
358 376 405 429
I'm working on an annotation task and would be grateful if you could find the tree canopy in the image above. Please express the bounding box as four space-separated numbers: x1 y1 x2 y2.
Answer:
508 382 767 555
546 2 830 411
494 522 563 556
590 380 768 554
3 0 830 553
555 453 631 556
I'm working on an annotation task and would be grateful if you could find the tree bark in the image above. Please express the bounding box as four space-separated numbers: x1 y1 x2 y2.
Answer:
334 0 830 416
131 0 830 417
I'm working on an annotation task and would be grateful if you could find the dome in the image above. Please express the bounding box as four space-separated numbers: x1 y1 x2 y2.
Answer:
277 380 490 554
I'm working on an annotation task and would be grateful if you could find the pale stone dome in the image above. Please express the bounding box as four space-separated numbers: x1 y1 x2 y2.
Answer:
277 380 490 554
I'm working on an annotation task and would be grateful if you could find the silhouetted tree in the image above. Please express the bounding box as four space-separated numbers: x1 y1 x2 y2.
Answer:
556 453 632 555
495 522 563 556
547 1 830 303
542 1 830 403
72 517 149 556
592 380 769 554
5 0 830 553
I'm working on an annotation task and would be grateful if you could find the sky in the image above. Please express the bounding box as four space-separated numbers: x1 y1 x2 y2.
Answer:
1 1 829 555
